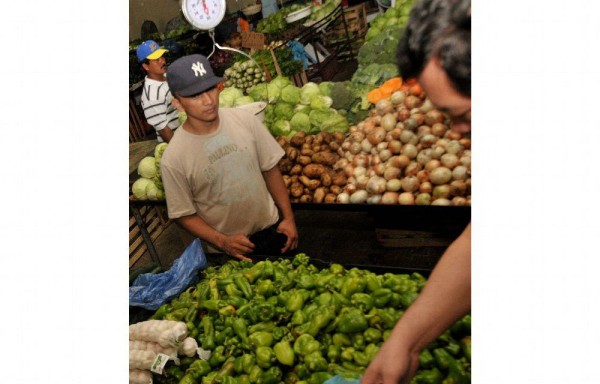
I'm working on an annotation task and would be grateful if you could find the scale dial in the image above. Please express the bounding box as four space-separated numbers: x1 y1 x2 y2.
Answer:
181 0 227 31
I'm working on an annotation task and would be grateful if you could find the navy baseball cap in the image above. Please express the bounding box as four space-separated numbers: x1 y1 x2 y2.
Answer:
166 54 223 97
136 40 168 62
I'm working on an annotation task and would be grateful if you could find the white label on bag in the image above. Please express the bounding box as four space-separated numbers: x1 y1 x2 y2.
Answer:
150 353 170 374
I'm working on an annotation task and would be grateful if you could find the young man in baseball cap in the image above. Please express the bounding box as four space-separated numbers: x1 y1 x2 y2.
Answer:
136 40 180 143
159 54 298 261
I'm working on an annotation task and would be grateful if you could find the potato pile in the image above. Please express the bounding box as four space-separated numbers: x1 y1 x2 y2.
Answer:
276 131 347 203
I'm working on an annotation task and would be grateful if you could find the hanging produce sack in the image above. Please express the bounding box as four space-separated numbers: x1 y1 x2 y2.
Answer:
129 239 208 310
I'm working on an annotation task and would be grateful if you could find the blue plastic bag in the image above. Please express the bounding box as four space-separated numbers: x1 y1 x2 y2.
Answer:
323 374 361 384
129 239 208 310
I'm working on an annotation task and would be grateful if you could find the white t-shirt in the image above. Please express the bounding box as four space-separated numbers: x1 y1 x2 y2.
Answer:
140 77 180 142
160 108 285 241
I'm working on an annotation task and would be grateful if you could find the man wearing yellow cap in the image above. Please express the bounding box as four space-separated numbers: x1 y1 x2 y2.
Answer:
137 40 181 143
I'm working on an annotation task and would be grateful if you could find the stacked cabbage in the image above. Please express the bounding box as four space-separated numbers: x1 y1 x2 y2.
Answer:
131 143 168 201
247 77 349 138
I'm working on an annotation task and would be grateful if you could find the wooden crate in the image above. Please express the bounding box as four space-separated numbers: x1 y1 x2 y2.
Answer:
129 204 171 268
323 4 368 62
241 31 266 50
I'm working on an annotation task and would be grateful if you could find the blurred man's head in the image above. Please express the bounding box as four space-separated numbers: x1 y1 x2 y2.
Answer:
397 0 471 132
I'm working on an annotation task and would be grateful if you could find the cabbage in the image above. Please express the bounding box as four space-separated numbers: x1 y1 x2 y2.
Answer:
281 84 301 104
146 182 165 201
266 83 281 103
154 143 168 160
300 82 321 105
290 112 310 133
310 95 333 110
274 102 295 121
234 96 255 107
271 76 292 89
320 113 349 133
309 109 333 130
138 156 158 179
294 104 311 114
248 83 268 102
219 87 244 107
271 119 292 137
318 82 333 97
132 178 154 200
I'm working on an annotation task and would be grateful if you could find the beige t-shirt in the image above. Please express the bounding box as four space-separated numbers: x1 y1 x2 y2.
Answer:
160 107 284 239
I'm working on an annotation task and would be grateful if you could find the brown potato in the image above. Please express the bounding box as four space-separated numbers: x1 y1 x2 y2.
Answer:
300 148 315 157
278 158 293 174
312 151 338 166
290 164 303 175
285 147 299 162
299 175 320 190
332 171 348 186
304 135 314 145
313 187 326 203
297 156 312 166
300 194 313 203
333 131 346 144
290 182 304 197
290 133 306 147
324 193 337 204
302 164 326 178
313 134 324 146
312 145 322 153
329 142 340 152
276 136 288 147
321 132 333 144
291 175 299 183
320 171 332 187
282 175 291 188
329 185 342 195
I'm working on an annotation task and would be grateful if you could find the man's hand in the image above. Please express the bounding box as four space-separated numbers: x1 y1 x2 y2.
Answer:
361 336 420 384
276 218 298 253
219 234 255 262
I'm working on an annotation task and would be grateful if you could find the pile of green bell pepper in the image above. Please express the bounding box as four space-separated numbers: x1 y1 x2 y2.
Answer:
148 254 471 384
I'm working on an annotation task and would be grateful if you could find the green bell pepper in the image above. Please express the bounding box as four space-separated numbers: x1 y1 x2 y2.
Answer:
249 331 274 348
336 308 368 333
351 333 365 350
304 351 328 372
332 333 352 347
329 263 344 275
442 355 470 384
151 303 172 320
314 274 336 292
238 375 251 384
233 317 250 346
256 346 275 369
340 347 355 362
294 363 310 380
419 348 436 369
307 372 332 384
371 288 393 308
164 365 184 380
241 353 256 374
272 326 290 342
353 350 370 367
234 274 254 300
293 334 321 356
248 321 275 334
164 308 189 321
305 306 335 337
259 366 282 384
201 372 218 384
256 279 276 297
412 367 443 384
340 276 366 298
225 283 243 297
364 343 380 361
215 327 233 345
363 327 382 343
364 273 382 292
208 345 227 367
286 291 306 313
178 374 198 384
350 293 374 312
201 315 215 350
248 365 263 384
273 340 295 366
327 344 341 362
460 336 471 362
209 278 220 300
296 274 316 290
433 348 453 370
243 261 265 284
187 359 212 379
291 310 307 326
226 295 248 309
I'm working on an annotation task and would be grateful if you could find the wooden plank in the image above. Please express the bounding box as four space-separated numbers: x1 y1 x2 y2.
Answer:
129 140 157 175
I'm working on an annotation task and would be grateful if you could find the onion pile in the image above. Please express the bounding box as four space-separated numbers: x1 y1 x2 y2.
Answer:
331 90 471 206
276 131 347 203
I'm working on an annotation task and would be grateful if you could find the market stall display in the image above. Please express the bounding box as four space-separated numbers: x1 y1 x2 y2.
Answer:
140 254 471 383
131 143 168 201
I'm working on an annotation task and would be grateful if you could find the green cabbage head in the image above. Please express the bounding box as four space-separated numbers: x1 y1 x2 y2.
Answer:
281 84 301 104
138 156 158 179
219 87 244 107
274 102 295 121
248 83 268 102
271 76 292 89
266 83 282 103
300 82 321 105
132 178 154 200
234 96 255 107
310 95 333 110
290 112 310 133
271 119 292 137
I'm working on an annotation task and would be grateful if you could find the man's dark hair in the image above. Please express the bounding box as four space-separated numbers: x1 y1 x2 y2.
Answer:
140 58 150 71
397 0 471 96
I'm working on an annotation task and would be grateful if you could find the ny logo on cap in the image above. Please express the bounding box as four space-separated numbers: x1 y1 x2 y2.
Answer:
191 61 207 77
